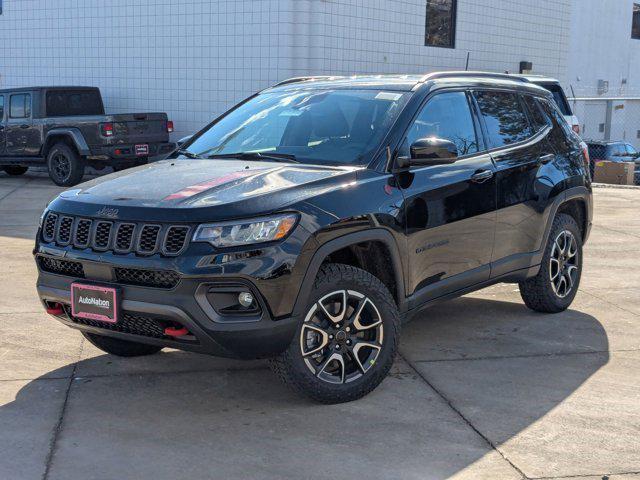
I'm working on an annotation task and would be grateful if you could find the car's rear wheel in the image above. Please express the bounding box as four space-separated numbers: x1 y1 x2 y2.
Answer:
2 166 29 176
82 332 163 357
269 263 399 404
519 213 583 313
47 143 85 186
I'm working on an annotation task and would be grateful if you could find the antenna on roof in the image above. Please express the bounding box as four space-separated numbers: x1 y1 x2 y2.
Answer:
465 52 470 71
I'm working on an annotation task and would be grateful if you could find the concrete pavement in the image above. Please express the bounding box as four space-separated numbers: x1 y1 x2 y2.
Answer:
0 171 638 479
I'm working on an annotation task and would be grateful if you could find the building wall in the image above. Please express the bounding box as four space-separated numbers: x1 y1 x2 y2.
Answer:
0 0 571 139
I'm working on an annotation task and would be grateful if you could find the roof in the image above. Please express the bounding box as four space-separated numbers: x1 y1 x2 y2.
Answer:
0 86 99 94
512 74 561 84
267 71 550 95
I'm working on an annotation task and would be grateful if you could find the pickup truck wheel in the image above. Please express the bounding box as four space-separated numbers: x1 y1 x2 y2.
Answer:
82 332 163 357
519 213 583 313
2 166 29 176
47 143 85 186
269 263 400 404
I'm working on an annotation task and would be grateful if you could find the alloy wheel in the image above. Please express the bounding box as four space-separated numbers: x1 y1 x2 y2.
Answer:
300 289 384 384
549 230 579 298
52 152 71 183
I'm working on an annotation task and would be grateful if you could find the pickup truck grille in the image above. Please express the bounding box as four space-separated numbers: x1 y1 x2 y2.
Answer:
42 212 190 256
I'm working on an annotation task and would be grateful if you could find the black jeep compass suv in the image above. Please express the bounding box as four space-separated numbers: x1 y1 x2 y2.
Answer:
35 72 592 403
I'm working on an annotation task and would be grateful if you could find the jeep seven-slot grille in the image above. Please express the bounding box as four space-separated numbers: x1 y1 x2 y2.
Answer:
41 212 190 256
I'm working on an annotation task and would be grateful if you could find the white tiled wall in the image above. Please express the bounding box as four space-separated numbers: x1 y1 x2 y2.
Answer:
0 0 572 139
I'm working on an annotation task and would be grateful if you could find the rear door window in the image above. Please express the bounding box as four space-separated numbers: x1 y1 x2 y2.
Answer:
474 90 533 148
45 90 104 116
10 94 31 119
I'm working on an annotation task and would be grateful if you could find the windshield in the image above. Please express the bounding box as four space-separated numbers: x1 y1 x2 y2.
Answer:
184 89 410 165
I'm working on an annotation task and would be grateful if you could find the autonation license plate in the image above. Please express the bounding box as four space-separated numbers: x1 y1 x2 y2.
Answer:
71 283 119 324
135 144 149 156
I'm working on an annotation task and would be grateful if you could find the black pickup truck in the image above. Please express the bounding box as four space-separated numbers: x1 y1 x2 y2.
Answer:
0 87 175 185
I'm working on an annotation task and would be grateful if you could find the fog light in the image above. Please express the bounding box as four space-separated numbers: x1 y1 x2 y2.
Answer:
238 292 254 308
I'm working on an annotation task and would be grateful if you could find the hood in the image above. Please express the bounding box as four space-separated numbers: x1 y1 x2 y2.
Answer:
52 159 358 222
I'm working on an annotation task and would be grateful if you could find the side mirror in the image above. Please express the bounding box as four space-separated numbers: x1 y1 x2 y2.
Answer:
396 137 458 169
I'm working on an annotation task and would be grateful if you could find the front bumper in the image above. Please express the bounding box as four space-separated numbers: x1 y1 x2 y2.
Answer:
34 245 303 359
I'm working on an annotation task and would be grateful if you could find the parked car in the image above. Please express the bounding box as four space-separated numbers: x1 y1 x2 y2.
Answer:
586 140 640 183
35 72 592 403
515 75 580 135
0 87 175 186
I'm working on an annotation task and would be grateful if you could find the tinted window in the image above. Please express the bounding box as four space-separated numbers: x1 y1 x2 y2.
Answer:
474 91 532 148
522 95 551 132
538 83 572 116
405 91 478 156
425 0 456 48
633 3 640 39
538 98 574 148
10 94 31 119
46 90 104 117
0 96 4 120
185 89 410 166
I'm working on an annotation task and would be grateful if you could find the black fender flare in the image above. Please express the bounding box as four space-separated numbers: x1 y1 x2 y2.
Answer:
532 185 592 266
290 228 407 319
43 128 90 157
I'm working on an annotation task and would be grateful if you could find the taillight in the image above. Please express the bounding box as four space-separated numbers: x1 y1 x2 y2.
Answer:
572 124 580 135
166 120 174 133
100 122 114 137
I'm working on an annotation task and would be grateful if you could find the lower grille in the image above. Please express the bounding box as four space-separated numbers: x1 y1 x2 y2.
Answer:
67 308 166 339
114 267 180 289
38 257 85 278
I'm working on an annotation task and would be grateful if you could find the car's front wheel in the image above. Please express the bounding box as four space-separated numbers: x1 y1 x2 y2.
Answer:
519 213 583 313
270 263 399 404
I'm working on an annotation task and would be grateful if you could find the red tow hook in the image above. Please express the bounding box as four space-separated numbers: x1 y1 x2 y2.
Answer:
164 326 189 337
46 303 64 316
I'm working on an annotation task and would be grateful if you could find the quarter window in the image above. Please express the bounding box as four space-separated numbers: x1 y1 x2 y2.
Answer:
425 0 456 48
405 91 478 157
522 95 551 132
474 91 533 148
633 3 640 40
10 94 31 119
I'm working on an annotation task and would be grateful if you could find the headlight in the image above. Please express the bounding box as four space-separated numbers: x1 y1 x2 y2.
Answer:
193 213 298 248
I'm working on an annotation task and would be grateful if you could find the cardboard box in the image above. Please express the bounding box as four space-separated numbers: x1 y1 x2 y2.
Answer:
594 161 635 185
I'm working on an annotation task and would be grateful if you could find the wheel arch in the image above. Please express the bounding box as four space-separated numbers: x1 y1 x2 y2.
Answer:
43 129 90 157
291 229 407 319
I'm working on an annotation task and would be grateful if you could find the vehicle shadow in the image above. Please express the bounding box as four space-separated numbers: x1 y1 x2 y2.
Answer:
0 296 608 480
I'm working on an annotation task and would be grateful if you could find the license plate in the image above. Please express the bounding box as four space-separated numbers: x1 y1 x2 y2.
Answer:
71 283 119 324
135 144 149 156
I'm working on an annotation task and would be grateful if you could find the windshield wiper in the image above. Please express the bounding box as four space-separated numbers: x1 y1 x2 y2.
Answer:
175 149 202 159
206 152 299 163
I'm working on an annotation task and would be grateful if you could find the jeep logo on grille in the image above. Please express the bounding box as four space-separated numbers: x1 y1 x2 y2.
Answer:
96 207 119 219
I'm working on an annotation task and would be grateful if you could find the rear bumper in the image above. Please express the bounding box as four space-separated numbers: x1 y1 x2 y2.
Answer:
87 142 176 162
36 264 299 360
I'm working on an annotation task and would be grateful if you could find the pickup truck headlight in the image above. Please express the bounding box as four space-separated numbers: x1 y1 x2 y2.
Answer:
193 213 298 248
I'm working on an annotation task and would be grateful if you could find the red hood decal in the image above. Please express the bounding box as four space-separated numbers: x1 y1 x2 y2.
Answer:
163 169 264 201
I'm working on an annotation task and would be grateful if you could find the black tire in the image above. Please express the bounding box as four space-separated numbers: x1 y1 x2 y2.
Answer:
269 263 400 404
519 213 583 313
47 143 85 186
82 332 163 357
2 166 28 176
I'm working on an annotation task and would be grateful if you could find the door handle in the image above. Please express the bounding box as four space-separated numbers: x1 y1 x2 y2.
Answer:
539 154 554 165
20 124 30 129
470 169 494 183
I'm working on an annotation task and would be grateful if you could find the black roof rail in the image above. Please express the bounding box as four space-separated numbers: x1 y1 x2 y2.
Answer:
416 71 531 85
272 76 341 87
